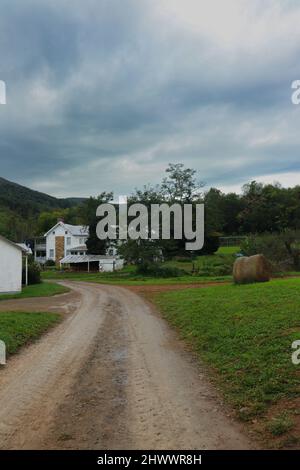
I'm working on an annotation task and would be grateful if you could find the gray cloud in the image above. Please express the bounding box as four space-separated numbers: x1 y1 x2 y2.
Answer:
1 0 300 197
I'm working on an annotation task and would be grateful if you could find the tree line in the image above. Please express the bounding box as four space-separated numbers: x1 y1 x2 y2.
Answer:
3 164 300 252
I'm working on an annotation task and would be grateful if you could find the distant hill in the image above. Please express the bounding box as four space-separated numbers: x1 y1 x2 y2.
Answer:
0 177 87 241
0 177 85 216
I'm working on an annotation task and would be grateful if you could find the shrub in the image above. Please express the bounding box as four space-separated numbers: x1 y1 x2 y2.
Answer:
136 262 185 277
45 259 56 267
200 233 220 255
240 231 300 271
23 261 41 285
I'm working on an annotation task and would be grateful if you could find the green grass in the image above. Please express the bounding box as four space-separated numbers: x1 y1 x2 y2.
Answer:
154 278 300 421
0 282 69 301
267 413 294 436
217 245 240 255
41 249 239 285
42 269 231 285
0 311 60 355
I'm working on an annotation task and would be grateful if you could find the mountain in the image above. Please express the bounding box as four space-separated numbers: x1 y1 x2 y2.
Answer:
0 177 87 241
0 177 84 216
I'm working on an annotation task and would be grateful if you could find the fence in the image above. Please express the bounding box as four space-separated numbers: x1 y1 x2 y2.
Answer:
219 236 247 247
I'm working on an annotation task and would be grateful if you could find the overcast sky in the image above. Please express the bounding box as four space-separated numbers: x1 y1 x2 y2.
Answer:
0 0 300 197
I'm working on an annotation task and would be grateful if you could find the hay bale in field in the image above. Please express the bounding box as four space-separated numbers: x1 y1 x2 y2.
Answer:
233 254 270 284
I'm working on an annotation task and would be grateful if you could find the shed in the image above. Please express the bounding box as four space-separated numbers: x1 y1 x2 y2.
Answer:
0 235 23 293
60 254 124 272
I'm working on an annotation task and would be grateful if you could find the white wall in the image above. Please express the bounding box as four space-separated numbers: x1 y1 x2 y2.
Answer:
0 239 22 293
99 258 124 272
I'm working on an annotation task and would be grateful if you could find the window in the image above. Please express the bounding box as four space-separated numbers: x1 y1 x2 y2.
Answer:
49 249 54 258
67 237 71 246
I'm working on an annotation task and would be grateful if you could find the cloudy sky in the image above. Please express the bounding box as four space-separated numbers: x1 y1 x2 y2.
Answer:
0 0 300 197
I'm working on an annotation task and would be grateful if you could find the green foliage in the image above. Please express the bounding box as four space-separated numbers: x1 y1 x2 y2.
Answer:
136 262 185 277
0 177 84 240
201 233 220 255
78 192 113 255
45 259 56 267
118 239 161 264
25 261 41 285
161 163 204 202
267 413 294 436
241 230 300 271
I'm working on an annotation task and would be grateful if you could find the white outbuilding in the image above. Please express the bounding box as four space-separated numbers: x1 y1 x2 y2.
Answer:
60 254 124 272
0 235 23 294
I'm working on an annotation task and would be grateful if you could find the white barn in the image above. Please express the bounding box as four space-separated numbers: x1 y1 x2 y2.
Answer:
0 235 23 293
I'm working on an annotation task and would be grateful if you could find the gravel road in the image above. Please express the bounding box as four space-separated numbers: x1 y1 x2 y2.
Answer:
0 281 253 450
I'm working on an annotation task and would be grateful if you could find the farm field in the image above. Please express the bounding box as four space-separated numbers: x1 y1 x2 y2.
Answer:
153 277 300 448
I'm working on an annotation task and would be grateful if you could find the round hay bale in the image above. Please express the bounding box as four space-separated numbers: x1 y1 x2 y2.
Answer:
233 254 270 284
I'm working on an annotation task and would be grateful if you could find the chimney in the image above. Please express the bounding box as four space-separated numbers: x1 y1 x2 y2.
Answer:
57 217 64 223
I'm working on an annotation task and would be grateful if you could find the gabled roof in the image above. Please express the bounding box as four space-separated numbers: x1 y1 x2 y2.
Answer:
64 224 89 236
44 222 89 237
0 235 23 251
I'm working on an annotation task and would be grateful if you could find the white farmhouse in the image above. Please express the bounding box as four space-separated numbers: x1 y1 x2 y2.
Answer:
34 220 120 269
43 221 89 264
0 235 23 293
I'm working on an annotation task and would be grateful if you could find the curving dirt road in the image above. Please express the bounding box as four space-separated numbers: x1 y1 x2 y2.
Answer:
0 282 253 450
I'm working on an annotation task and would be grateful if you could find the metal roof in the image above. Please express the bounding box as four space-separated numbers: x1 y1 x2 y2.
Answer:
64 224 89 236
67 245 87 251
44 222 89 237
60 254 118 264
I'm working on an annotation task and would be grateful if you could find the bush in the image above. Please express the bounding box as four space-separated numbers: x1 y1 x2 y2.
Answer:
136 262 185 277
240 231 300 271
23 261 41 285
200 233 220 255
45 259 56 267
196 256 233 276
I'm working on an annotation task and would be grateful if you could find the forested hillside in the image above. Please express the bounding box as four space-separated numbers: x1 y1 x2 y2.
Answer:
0 177 85 241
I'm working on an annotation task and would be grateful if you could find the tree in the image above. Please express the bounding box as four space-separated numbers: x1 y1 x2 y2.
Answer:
161 163 205 203
79 192 114 255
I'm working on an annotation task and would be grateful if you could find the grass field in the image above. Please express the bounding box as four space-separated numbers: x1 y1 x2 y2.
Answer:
41 247 239 285
0 311 60 355
0 282 69 301
42 270 231 285
153 278 300 447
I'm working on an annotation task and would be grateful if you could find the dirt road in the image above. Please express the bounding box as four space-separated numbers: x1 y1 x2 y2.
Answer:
0 282 253 450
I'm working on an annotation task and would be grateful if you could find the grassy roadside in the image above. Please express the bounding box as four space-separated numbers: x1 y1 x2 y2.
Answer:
42 270 231 285
152 278 300 448
0 311 61 355
0 282 69 301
